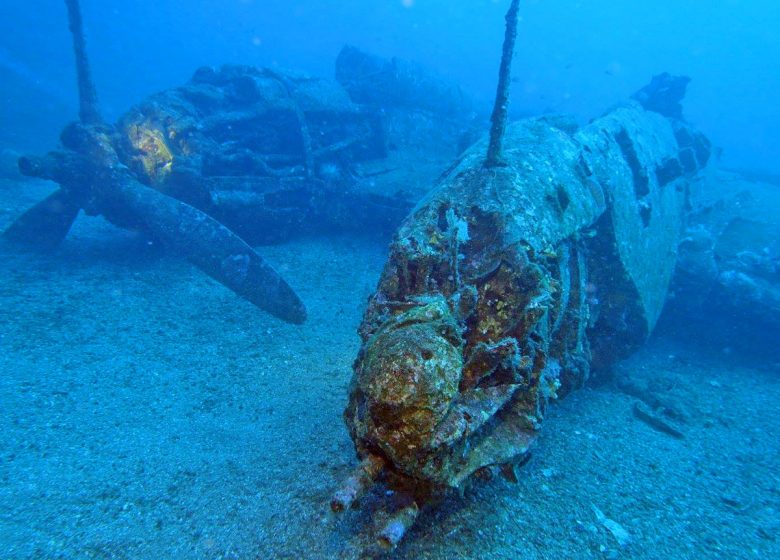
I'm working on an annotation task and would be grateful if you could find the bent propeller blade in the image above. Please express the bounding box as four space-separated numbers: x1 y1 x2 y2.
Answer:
103 173 307 323
2 188 81 251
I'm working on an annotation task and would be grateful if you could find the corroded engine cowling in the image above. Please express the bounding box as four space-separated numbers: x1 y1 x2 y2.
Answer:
111 64 398 243
345 103 708 492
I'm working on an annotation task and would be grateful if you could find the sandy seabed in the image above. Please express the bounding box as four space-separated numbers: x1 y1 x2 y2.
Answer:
1 179 778 559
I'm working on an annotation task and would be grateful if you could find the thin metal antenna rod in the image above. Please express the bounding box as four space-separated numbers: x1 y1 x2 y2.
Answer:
64 0 101 124
485 0 520 168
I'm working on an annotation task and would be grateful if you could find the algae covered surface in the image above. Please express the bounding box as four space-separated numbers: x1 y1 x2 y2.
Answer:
1 178 778 559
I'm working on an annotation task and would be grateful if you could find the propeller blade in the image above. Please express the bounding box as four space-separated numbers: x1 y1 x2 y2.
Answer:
2 188 80 250
101 172 307 323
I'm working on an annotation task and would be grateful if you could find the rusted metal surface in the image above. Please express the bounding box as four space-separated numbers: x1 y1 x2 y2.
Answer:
335 102 711 546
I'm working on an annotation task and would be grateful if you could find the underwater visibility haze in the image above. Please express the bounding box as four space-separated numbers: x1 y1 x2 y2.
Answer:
0 1 778 558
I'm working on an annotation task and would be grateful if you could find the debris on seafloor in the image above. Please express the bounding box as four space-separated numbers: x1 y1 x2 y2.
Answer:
632 402 685 440
670 169 780 336
614 374 688 420
331 0 712 549
592 505 632 548
614 372 691 438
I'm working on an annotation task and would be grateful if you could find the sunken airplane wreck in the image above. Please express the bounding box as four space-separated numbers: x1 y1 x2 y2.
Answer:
330 0 713 550
3 0 306 323
7 0 766 553
3 0 473 324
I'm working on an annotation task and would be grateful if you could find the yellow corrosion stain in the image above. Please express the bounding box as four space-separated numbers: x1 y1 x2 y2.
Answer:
128 123 173 183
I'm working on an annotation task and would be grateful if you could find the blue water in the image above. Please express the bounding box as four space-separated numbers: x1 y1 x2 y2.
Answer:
0 1 778 558
3 0 780 175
